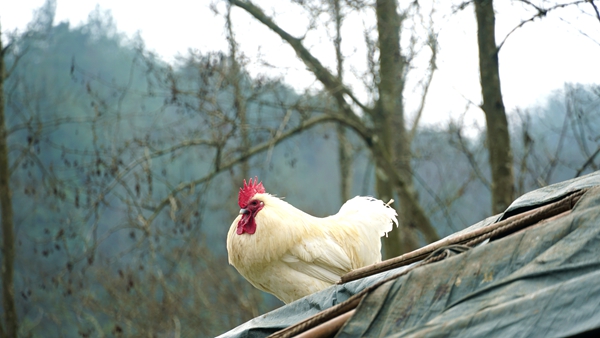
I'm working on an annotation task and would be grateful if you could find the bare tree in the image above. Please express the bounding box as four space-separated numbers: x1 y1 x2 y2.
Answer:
375 0 441 256
471 0 600 214
474 0 515 214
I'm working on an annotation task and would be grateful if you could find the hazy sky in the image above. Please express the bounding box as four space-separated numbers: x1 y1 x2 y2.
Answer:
2 0 600 128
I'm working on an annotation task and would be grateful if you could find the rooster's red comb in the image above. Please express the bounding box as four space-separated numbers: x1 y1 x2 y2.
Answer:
238 177 265 208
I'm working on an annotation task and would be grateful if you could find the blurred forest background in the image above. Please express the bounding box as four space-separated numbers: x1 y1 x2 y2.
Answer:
1 0 600 337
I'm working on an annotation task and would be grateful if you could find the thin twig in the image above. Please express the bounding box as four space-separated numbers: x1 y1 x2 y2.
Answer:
497 0 590 51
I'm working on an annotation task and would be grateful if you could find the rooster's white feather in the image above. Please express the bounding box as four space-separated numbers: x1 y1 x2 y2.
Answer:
227 191 398 304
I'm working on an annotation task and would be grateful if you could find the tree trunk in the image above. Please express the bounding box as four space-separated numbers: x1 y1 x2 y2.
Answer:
474 0 515 214
1 25 19 338
375 0 437 257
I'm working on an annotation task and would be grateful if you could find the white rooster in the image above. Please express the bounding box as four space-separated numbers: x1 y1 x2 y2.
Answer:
226 177 398 304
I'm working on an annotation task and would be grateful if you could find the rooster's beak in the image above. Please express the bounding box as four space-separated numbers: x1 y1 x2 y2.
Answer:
239 208 249 215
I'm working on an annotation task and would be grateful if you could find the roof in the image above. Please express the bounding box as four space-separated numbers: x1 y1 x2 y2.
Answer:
219 171 600 338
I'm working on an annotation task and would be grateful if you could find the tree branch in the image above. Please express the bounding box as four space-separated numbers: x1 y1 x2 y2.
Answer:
590 0 600 23
3 45 29 80
454 127 491 190
498 0 590 51
146 114 344 224
229 0 372 116
83 139 220 222
8 116 97 135
408 31 437 142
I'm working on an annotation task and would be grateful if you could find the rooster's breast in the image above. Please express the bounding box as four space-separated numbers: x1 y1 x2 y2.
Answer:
241 260 333 304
